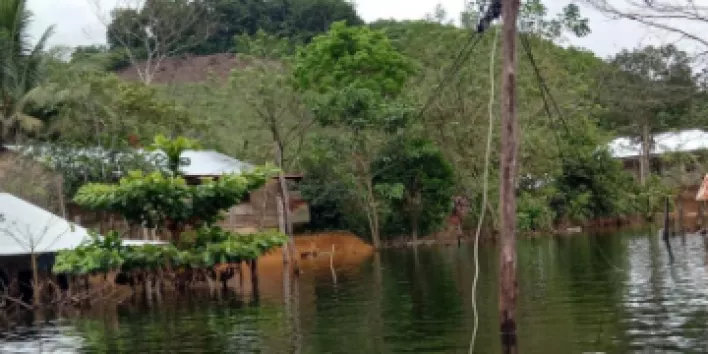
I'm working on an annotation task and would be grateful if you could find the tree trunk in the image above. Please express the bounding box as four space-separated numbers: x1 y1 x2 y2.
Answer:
411 215 419 241
277 195 287 264
409 190 422 241
275 142 297 272
499 0 521 352
365 177 381 249
250 259 259 299
663 197 674 263
57 178 67 219
677 197 685 235
31 253 40 307
640 122 651 185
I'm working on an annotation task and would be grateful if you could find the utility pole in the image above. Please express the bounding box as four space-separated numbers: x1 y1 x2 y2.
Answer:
499 0 520 352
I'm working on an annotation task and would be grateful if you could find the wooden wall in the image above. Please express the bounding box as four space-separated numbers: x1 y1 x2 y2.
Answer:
0 150 310 240
220 179 310 232
68 178 311 240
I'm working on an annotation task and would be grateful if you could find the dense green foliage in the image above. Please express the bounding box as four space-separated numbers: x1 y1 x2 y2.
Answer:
35 64 202 143
53 229 287 275
294 21 416 131
148 134 201 175
73 165 276 236
5 0 705 243
85 0 362 63
29 144 164 197
293 22 418 246
372 138 456 238
55 134 284 276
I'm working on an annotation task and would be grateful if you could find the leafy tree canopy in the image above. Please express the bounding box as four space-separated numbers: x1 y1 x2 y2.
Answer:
100 0 363 58
73 165 277 235
294 21 416 131
372 137 456 238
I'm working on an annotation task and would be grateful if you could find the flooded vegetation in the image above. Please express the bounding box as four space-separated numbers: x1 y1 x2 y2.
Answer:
4 0 708 352
2 230 708 352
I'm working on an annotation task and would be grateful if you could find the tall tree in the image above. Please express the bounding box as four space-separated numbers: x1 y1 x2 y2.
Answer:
372 137 455 240
192 0 363 54
93 0 214 84
599 44 697 184
0 0 53 147
294 21 416 248
229 31 313 266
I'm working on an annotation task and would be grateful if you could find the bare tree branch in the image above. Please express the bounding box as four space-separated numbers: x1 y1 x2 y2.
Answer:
582 0 708 50
88 0 215 84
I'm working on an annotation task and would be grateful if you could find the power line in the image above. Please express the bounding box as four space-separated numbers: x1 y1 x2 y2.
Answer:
518 33 570 164
519 32 571 136
415 0 503 121
415 33 486 120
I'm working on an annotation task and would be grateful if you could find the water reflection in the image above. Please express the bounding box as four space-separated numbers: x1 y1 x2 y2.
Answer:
6 231 708 352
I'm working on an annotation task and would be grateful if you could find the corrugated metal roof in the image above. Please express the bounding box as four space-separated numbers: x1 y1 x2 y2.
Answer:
5 145 254 177
0 193 165 256
608 129 708 159
0 193 92 255
148 149 254 176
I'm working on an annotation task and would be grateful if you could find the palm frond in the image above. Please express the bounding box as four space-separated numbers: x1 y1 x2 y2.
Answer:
0 0 54 146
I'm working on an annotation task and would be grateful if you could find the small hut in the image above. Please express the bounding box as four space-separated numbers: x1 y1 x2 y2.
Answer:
167 150 310 233
0 193 164 302
3 145 310 239
609 129 708 230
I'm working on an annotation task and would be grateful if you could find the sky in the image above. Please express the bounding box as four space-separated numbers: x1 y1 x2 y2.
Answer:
25 0 706 59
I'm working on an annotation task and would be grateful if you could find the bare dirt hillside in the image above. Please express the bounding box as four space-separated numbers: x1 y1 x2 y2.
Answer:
116 53 256 84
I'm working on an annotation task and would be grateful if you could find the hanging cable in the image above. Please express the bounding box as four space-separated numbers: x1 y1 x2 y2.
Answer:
416 1 501 121
469 24 499 354
415 33 485 121
519 32 625 273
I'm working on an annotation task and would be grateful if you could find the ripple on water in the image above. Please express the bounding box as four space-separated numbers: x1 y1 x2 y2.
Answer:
5 233 708 352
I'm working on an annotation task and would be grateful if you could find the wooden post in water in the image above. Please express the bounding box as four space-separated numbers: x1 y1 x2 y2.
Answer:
250 259 259 299
663 197 674 264
30 252 40 307
677 196 684 236
499 0 520 352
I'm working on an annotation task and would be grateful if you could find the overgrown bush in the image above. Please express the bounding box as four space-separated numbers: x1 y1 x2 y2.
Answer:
53 229 288 275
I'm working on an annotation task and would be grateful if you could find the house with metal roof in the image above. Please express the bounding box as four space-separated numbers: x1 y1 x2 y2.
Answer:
0 145 309 238
0 193 165 256
4 145 257 179
608 129 708 160
608 129 708 180
0 192 167 304
608 129 708 233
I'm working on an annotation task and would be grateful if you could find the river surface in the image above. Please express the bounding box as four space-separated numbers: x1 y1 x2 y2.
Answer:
3 230 708 353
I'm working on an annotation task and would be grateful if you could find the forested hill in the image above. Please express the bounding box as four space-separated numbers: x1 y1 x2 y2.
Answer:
5 0 706 242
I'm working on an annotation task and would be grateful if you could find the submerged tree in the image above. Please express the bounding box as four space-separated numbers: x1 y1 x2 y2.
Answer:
52 136 285 299
230 31 313 266
73 136 277 242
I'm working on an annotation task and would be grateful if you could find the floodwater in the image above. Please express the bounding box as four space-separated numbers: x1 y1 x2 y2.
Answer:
3 230 708 353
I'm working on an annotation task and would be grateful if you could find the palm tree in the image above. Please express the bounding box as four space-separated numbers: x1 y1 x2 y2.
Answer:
0 0 54 148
